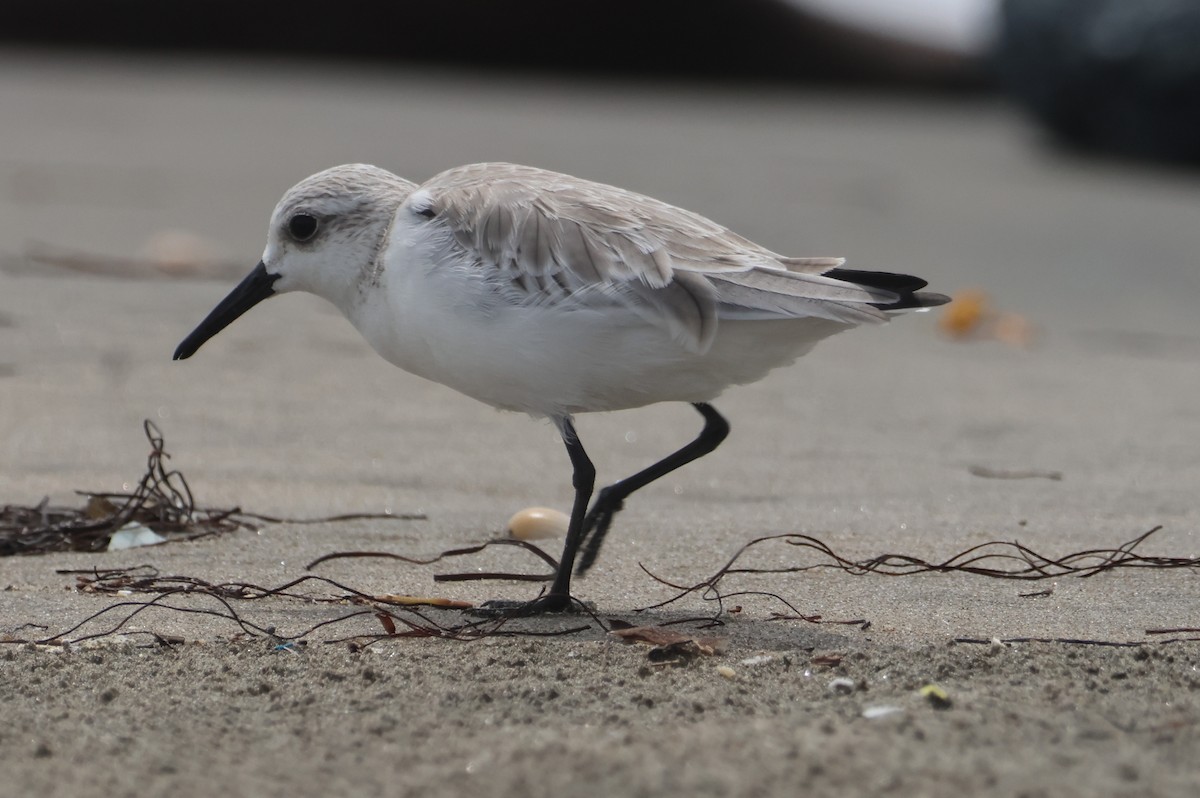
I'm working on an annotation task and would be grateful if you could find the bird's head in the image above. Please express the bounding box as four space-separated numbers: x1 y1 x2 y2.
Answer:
173 164 416 360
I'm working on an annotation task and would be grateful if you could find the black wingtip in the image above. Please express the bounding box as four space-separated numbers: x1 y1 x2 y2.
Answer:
825 268 950 311
825 268 930 294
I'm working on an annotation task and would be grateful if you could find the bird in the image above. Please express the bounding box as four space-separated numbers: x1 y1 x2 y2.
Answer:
174 162 949 613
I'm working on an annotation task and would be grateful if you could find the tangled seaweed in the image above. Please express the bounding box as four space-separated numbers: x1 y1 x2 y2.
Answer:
5 524 1189 651
2 420 1195 649
636 525 1197 617
0 421 246 556
25 566 591 648
0 420 424 557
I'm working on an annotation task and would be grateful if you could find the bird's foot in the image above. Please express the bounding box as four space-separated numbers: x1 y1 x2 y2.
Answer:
468 594 594 618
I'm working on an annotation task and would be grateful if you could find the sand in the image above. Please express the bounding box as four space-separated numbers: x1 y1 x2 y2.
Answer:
1 49 1199 797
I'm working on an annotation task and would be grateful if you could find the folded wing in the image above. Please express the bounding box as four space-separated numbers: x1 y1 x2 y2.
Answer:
408 163 944 353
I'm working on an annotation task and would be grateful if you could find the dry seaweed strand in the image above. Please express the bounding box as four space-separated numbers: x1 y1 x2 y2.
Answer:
307 538 557 582
634 525 1192 618
953 637 1165 648
2 565 594 648
308 540 782 630
634 565 867 628
709 526 1189 580
0 420 424 557
625 524 1197 628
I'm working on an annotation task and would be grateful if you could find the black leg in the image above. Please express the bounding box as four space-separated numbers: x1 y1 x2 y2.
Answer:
473 417 594 616
575 403 729 575
532 416 596 610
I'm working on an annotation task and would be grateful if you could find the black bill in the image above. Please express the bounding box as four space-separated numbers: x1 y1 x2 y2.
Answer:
173 261 280 360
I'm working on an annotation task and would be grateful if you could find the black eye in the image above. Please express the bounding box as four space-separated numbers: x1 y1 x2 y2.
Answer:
288 213 319 242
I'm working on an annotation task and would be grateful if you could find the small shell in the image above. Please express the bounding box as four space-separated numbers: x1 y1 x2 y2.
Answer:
828 677 856 695
507 506 570 541
716 665 736 680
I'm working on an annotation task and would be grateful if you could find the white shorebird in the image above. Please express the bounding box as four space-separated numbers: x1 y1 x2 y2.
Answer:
175 163 948 612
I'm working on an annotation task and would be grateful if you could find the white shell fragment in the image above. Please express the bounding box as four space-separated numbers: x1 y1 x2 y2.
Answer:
106 522 167 551
862 705 904 720
506 507 570 541
829 677 856 695
716 665 737 679
740 654 776 667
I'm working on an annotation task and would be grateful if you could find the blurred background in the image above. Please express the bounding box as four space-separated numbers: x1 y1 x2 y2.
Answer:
1 0 1199 516
2 0 1198 308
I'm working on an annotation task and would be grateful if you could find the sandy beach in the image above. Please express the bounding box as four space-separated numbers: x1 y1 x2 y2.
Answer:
1 50 1199 797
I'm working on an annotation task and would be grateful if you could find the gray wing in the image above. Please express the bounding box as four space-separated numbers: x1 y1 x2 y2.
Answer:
405 163 899 353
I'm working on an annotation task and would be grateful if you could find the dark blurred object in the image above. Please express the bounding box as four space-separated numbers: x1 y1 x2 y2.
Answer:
0 0 984 86
995 0 1200 164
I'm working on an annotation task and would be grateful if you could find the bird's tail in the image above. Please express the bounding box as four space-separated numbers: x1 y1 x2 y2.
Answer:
822 268 951 311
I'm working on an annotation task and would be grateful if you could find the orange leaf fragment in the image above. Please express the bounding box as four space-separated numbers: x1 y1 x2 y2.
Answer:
611 625 727 657
611 625 690 646
376 613 397 635
938 288 990 339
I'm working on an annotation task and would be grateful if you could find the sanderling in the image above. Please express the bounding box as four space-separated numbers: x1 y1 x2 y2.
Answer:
174 162 948 612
